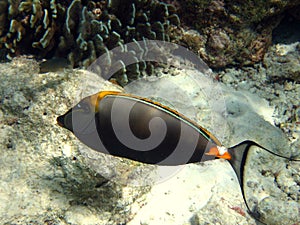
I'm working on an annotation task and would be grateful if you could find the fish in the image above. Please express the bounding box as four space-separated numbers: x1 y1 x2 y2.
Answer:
39 57 71 73
57 90 299 223
57 90 231 165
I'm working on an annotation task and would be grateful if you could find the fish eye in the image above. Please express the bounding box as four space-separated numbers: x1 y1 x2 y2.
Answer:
75 102 90 113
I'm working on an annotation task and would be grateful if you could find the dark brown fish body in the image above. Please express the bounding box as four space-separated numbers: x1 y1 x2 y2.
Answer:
57 91 222 165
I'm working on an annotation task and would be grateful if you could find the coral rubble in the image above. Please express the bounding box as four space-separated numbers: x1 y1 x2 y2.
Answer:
173 0 300 68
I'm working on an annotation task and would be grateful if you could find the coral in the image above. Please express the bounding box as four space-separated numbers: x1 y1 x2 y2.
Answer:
0 0 62 59
0 0 180 83
0 0 8 37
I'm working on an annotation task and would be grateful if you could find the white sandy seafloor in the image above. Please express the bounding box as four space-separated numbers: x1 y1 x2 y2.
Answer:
0 42 299 225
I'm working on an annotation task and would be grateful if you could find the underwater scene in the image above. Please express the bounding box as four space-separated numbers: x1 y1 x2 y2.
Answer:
0 0 300 224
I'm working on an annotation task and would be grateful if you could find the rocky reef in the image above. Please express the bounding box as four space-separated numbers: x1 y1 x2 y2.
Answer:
0 57 151 224
173 0 300 68
1 1 299 224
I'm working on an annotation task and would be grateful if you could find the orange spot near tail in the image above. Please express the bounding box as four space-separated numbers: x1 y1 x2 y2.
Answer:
205 146 231 160
219 151 231 160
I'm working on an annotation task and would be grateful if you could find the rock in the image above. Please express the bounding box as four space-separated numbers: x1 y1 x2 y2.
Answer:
219 44 300 154
174 0 300 68
127 161 255 225
0 56 148 224
263 42 300 82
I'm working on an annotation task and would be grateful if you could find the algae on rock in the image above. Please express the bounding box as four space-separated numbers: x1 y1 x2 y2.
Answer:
174 0 300 68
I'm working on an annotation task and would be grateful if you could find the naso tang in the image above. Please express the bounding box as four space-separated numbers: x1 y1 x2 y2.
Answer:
57 90 299 224
57 90 231 165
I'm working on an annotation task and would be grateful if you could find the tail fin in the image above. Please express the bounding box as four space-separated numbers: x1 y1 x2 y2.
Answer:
228 140 299 185
227 141 253 187
227 140 299 224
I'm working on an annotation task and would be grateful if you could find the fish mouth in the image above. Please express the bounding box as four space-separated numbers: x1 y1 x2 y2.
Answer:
56 115 65 127
57 112 74 132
